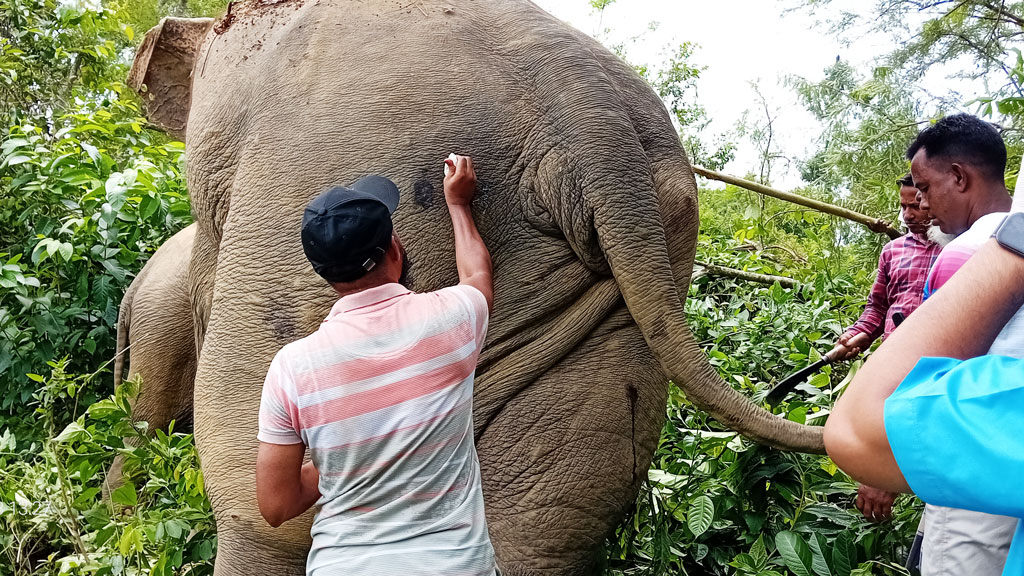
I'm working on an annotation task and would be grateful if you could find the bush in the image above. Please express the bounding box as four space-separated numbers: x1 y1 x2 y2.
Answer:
0 360 214 576
0 89 190 437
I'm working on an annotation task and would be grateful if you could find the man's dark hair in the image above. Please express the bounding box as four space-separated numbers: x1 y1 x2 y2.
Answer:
906 114 1007 183
897 172 914 187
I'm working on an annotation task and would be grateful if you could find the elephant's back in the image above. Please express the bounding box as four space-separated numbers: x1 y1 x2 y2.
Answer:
188 0 585 138
183 0 637 290
183 0 686 385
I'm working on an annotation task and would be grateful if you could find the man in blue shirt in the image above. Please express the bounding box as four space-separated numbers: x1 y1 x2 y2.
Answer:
824 224 1024 575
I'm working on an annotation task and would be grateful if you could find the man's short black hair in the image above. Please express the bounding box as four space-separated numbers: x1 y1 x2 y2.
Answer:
897 172 914 188
906 113 1007 183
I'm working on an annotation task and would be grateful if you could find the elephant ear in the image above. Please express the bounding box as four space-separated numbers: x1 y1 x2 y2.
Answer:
128 17 214 141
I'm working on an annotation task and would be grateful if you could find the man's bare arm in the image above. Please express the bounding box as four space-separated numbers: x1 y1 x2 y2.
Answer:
824 239 1024 492
255 442 321 527
443 155 493 311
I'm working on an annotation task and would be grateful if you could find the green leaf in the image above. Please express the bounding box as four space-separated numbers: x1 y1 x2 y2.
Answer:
732 553 756 570
693 542 708 562
57 242 73 262
808 532 833 576
1 138 30 153
749 534 768 569
31 241 48 264
111 482 138 508
18 275 40 288
118 525 143 555
832 531 857 576
80 142 101 163
687 494 715 537
139 193 160 219
164 518 185 539
2 154 32 167
54 421 88 443
100 259 127 283
197 538 214 560
808 372 830 389
73 487 101 507
787 405 808 424
775 531 815 576
88 399 126 419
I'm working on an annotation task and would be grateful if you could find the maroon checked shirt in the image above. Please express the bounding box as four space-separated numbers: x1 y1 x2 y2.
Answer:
842 232 942 343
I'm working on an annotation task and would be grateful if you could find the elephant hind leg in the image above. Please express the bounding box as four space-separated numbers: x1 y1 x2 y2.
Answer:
107 225 198 496
213 518 309 576
476 308 667 575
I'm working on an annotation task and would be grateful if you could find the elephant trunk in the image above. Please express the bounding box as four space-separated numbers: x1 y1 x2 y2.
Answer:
583 149 825 454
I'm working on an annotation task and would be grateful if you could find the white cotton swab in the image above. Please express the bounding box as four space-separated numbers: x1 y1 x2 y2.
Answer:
443 153 458 177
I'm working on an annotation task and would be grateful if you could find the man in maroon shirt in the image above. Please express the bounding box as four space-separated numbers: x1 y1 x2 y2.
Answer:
828 174 943 522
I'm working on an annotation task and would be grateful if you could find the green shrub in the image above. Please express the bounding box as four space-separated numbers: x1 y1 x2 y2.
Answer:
0 90 190 436
0 360 214 576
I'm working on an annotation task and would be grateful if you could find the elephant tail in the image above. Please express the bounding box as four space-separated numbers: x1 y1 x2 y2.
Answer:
114 270 143 388
538 103 826 453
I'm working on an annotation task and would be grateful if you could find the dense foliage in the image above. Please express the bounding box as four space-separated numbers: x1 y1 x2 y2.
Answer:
0 98 189 433
0 0 190 436
0 366 213 576
2 0 1020 575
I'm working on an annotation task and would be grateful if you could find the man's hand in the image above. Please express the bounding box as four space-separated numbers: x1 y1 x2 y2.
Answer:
856 484 897 522
829 332 871 361
444 155 477 206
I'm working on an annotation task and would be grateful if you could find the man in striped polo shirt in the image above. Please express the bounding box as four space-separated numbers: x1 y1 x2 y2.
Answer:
255 155 497 576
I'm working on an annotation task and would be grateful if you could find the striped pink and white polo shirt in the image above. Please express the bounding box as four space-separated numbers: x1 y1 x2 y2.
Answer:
258 282 496 576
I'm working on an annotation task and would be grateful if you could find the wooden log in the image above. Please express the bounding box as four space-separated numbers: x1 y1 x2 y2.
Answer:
692 165 903 240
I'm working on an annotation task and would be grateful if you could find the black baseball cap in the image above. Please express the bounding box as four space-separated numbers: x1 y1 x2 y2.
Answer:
301 175 401 282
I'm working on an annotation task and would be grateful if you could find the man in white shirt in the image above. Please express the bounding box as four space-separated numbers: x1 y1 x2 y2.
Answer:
255 156 498 575
906 113 1018 576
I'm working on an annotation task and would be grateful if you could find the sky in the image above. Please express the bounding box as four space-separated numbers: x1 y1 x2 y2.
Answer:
530 0 979 189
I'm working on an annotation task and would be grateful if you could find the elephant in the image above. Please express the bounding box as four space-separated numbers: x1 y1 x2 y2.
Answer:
112 223 198 428
126 2 823 575
107 223 197 489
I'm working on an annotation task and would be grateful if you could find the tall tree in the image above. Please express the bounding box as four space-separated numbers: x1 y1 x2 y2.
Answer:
0 0 128 119
789 61 934 219
802 0 1024 126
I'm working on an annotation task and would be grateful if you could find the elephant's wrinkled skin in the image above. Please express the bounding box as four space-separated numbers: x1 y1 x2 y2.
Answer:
130 2 823 574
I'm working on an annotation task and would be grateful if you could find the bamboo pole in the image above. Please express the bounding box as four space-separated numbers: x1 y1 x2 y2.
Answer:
691 166 903 240
694 261 805 291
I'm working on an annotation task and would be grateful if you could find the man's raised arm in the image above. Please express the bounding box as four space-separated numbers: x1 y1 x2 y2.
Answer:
825 238 1024 492
443 155 493 312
